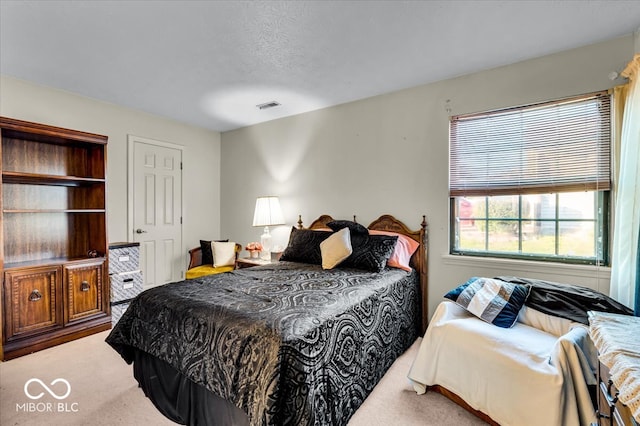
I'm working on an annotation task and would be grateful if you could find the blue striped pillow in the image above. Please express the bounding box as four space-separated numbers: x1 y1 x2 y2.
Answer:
444 277 531 328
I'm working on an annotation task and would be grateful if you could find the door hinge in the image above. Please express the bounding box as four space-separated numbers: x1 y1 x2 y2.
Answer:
180 217 183 224
180 162 183 170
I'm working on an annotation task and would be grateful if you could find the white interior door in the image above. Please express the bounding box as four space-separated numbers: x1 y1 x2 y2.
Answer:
129 136 183 288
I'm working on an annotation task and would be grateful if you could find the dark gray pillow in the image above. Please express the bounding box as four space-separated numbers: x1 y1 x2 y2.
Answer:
339 233 398 272
327 220 369 235
280 227 332 265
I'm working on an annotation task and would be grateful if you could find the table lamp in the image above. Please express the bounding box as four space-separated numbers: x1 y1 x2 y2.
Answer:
252 196 284 260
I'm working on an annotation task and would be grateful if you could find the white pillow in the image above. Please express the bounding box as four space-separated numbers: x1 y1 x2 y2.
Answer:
517 305 576 337
320 228 352 270
212 241 236 267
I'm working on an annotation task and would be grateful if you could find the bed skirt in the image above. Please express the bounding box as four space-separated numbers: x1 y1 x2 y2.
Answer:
132 348 250 426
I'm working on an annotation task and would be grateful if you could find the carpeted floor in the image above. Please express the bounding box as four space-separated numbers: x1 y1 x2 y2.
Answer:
0 332 487 425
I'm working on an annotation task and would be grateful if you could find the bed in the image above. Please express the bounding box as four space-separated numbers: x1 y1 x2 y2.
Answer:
106 214 428 425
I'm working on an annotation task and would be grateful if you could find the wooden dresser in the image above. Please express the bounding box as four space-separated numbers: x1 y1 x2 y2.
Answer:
1 117 110 360
597 360 638 425
589 311 640 426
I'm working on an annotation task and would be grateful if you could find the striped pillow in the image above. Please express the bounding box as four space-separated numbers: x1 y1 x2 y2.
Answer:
444 277 531 328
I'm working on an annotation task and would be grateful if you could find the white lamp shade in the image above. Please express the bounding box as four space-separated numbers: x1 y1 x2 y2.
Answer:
252 196 284 227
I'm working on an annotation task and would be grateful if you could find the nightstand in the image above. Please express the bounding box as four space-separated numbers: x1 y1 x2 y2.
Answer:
236 257 273 269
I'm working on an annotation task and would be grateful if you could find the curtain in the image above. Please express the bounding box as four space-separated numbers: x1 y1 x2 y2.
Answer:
637 225 640 316
610 54 640 315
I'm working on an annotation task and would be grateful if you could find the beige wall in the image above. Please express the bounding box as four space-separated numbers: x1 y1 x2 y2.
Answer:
221 35 636 319
0 75 222 275
2 34 634 318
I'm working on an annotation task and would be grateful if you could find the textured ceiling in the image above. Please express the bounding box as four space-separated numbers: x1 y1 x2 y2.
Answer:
1 1 639 132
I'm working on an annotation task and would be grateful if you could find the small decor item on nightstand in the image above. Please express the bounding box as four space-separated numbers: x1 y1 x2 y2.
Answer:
271 245 284 262
246 242 263 259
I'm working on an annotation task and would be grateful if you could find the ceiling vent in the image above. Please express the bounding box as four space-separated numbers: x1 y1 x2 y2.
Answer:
256 101 281 110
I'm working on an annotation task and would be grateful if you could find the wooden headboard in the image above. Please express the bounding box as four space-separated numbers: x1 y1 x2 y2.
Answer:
297 214 429 332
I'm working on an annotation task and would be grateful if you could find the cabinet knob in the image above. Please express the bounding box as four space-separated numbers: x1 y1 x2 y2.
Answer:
29 289 42 302
80 281 90 292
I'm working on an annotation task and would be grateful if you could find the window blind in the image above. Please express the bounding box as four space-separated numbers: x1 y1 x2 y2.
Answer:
449 91 611 197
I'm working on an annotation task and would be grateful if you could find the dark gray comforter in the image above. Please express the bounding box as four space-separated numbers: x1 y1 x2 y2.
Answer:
106 261 420 425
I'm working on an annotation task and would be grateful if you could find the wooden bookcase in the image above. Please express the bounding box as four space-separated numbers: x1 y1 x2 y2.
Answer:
1 117 111 360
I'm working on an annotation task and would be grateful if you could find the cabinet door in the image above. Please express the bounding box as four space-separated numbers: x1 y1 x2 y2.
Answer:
64 259 106 324
3 266 63 341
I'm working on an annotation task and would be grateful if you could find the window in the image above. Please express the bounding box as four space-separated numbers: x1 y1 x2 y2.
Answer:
449 92 611 265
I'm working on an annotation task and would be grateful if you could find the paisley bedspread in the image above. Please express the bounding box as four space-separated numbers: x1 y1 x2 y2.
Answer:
106 261 420 425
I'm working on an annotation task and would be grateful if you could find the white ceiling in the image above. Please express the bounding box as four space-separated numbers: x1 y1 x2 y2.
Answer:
1 1 639 132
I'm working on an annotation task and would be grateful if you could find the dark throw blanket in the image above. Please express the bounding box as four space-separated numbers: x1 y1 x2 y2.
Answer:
497 276 633 324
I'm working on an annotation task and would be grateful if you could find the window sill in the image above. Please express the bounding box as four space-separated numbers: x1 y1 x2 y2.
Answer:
441 253 611 279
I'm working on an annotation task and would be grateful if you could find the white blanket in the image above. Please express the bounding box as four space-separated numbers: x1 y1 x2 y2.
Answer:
407 301 597 426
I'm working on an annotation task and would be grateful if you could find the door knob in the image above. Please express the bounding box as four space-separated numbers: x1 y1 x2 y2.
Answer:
135 228 147 234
